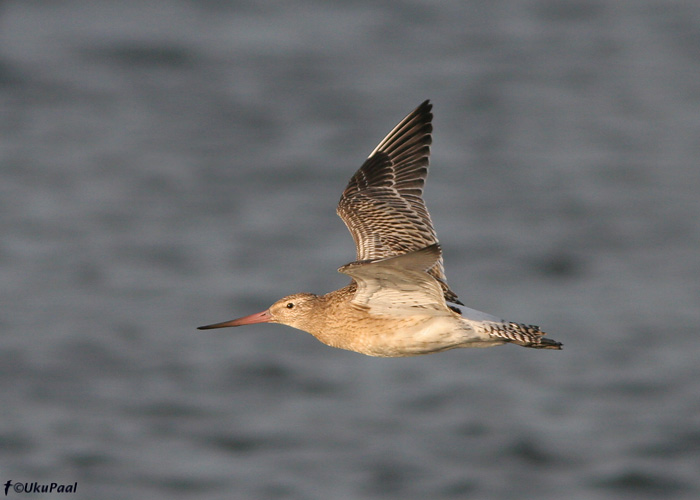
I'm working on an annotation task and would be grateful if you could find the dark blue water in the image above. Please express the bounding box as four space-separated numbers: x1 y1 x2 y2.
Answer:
2 1 699 499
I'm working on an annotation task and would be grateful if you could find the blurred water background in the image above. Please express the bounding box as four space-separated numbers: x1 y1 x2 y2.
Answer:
1 1 699 499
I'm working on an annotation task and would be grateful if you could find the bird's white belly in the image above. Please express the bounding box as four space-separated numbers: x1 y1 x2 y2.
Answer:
359 315 499 357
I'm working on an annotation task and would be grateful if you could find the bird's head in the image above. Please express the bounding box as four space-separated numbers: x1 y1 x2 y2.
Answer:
198 293 320 332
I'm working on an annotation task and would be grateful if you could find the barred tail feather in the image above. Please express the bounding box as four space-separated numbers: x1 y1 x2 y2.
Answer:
485 322 562 350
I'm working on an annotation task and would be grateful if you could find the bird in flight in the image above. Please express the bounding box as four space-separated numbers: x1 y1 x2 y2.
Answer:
198 101 562 356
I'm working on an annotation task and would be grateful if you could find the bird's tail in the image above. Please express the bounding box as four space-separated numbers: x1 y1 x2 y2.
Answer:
485 322 562 350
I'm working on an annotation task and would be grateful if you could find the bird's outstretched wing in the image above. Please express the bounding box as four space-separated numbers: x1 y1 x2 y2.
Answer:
337 100 461 304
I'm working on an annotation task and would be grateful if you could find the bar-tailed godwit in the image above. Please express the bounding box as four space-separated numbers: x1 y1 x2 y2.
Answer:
198 101 562 356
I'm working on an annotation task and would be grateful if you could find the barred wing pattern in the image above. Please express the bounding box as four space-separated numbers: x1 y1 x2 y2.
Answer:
336 100 461 304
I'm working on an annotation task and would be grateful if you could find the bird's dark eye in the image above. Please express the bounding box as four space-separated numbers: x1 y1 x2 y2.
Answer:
286 302 294 309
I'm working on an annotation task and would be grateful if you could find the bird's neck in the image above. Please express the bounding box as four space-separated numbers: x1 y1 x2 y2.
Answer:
300 283 359 349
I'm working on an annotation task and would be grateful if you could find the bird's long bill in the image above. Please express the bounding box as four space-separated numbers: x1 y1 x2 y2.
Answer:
197 310 272 330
